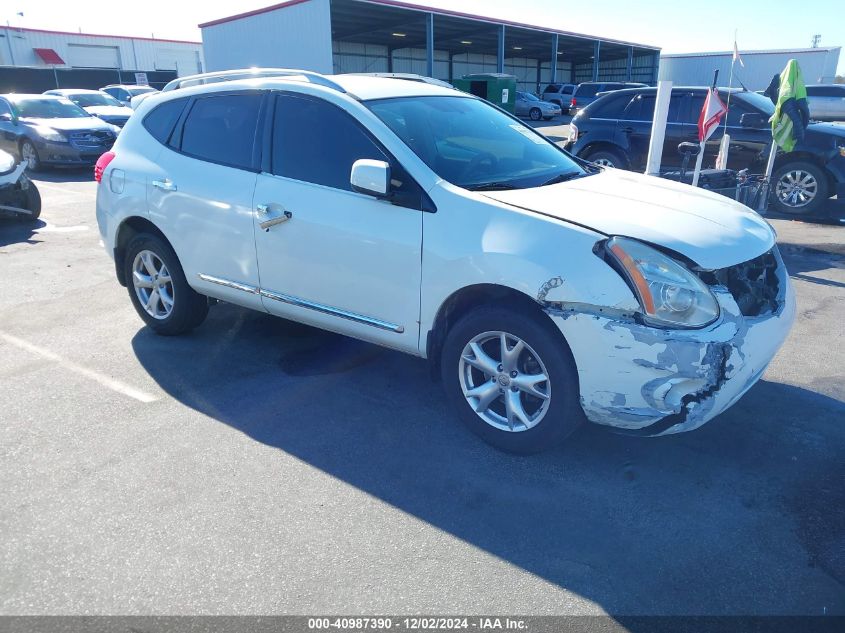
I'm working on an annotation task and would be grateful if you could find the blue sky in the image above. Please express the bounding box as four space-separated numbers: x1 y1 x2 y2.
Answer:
5 0 844 74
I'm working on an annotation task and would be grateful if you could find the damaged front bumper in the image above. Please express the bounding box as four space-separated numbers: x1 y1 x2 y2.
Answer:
548 251 796 436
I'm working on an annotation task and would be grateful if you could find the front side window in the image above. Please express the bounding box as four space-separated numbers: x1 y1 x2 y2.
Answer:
179 93 261 170
368 95 585 190
271 94 388 191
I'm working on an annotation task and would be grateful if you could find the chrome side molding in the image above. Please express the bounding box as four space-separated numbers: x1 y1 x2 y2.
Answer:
197 273 404 334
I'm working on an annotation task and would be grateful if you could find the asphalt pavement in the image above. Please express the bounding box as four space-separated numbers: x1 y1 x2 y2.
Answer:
0 168 843 617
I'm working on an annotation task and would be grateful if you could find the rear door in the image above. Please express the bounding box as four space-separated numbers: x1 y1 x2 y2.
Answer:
146 90 265 310
617 91 688 169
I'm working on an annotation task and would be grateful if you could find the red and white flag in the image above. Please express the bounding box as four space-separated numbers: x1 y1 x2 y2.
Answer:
733 41 745 67
697 88 728 142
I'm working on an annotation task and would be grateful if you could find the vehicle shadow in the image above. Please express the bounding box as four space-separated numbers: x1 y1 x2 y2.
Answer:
780 241 845 289
0 217 46 247
29 167 94 184
131 305 845 615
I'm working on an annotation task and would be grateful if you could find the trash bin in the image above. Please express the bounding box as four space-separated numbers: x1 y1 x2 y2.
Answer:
452 73 517 113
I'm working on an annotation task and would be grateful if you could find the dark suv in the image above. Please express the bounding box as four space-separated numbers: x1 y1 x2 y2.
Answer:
568 82 646 115
565 86 845 215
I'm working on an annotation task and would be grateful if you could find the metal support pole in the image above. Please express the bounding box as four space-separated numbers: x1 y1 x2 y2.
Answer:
387 47 393 73
425 13 434 78
626 46 633 82
497 25 505 74
645 80 673 176
592 41 601 81
550 34 559 84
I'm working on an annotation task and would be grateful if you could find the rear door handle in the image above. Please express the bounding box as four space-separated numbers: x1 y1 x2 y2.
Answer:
152 179 177 192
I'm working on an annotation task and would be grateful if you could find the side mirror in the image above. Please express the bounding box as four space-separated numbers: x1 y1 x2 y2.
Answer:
677 141 701 157
350 159 391 198
740 112 765 128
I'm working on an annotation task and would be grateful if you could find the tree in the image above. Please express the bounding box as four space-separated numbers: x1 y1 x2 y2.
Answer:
835 75 845 84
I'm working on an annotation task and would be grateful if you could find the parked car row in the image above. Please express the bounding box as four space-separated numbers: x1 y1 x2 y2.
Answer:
543 81 647 115
0 84 158 171
565 85 845 215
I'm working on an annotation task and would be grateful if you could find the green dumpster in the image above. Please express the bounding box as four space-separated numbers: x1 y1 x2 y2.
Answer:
452 73 517 113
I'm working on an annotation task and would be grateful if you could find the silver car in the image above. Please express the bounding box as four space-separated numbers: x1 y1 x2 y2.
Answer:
806 85 845 122
515 91 561 120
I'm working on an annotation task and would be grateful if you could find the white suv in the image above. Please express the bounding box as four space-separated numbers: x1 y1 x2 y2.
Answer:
95 70 795 453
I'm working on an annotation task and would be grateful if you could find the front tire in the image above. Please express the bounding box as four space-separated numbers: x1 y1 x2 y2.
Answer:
124 234 208 335
20 140 42 172
585 147 627 169
771 161 829 215
24 181 41 221
440 306 584 454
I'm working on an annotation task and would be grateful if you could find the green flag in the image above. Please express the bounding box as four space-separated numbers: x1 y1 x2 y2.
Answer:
770 59 808 152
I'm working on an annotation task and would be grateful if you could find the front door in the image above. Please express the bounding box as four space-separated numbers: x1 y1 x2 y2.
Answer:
618 91 688 170
252 93 424 353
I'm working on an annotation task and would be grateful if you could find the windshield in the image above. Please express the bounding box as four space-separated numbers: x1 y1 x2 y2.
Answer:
733 92 775 117
367 96 585 190
69 93 123 108
522 92 540 102
127 87 156 96
12 97 91 119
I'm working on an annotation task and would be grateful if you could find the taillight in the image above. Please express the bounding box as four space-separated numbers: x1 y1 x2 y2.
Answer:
94 151 116 184
570 98 577 107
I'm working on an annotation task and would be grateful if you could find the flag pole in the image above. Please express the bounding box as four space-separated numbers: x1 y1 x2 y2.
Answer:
692 69 719 187
717 30 738 169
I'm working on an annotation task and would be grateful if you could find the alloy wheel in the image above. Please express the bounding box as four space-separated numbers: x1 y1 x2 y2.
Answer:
776 169 818 208
21 142 37 166
592 157 616 168
132 250 175 320
458 331 551 432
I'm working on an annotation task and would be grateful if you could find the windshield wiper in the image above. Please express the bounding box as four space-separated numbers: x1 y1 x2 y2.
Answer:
539 170 587 187
466 182 519 191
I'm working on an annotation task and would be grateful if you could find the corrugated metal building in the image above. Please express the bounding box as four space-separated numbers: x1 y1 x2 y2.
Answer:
200 0 661 93
659 47 841 90
0 26 204 76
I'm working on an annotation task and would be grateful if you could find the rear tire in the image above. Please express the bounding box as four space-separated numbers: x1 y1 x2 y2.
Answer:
529 107 542 121
770 161 829 215
585 147 627 169
440 306 584 454
124 234 208 335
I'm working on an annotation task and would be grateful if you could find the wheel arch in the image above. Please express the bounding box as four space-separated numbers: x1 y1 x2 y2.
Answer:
113 216 173 286
425 283 568 377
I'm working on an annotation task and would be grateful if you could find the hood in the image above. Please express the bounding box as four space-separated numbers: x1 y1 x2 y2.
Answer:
481 169 775 270
84 105 132 118
805 120 845 140
21 116 115 132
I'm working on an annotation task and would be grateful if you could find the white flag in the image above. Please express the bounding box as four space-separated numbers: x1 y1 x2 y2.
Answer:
733 41 745 67
698 88 728 142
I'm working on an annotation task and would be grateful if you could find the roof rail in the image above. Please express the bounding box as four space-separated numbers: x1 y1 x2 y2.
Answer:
162 68 347 94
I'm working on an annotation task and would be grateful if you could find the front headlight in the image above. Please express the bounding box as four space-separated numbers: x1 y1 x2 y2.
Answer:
34 127 66 142
605 236 720 328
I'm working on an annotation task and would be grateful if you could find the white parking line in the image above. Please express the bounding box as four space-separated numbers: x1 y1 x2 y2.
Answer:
0 331 158 403
33 182 93 196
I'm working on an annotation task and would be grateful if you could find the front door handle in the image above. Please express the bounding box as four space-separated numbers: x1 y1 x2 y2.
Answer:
620 126 635 134
152 179 177 192
259 206 293 231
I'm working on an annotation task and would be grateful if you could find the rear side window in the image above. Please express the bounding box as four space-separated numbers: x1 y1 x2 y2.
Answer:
179 93 262 171
271 94 387 191
575 84 600 97
143 98 188 144
807 86 845 97
591 94 630 118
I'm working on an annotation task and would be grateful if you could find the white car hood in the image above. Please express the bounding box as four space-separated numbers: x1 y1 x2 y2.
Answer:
482 169 776 270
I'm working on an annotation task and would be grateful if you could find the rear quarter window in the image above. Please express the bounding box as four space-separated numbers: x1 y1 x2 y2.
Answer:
807 86 845 97
143 98 189 144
